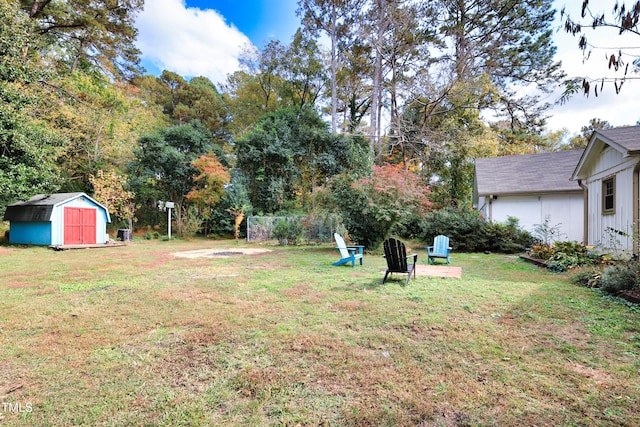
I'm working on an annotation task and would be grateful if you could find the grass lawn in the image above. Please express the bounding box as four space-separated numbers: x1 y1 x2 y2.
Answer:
1 238 639 426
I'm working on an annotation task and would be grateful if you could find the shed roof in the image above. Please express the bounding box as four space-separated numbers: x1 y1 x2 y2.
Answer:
572 125 640 180
475 150 583 196
595 125 640 153
3 193 110 222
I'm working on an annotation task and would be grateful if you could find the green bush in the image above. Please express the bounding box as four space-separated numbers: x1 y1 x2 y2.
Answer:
531 241 604 272
409 208 533 253
272 217 304 246
601 262 640 294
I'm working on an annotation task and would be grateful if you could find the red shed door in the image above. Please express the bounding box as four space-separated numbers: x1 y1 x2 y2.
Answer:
64 207 97 245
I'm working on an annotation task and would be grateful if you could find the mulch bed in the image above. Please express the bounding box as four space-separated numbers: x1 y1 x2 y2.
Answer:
521 254 640 305
618 290 640 304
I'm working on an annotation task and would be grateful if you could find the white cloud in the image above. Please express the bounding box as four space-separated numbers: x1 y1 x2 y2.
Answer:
135 0 253 84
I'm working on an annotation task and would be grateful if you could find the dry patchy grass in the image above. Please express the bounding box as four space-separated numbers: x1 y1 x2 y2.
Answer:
0 239 639 426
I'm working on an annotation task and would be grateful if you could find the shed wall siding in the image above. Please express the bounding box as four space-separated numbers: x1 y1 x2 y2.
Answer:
592 146 624 179
50 197 108 245
487 193 583 242
585 163 636 251
9 222 52 245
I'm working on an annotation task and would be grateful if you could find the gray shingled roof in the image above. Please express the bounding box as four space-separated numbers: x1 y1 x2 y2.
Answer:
595 125 640 153
475 150 583 195
3 193 100 222
572 125 640 180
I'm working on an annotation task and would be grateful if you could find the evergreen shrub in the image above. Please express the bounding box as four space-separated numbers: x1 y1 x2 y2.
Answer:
601 262 640 294
272 217 304 246
407 207 533 253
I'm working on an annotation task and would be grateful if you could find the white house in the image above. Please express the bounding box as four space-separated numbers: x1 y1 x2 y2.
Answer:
473 150 584 242
571 125 640 256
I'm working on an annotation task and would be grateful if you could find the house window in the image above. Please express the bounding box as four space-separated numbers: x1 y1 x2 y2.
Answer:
602 176 615 214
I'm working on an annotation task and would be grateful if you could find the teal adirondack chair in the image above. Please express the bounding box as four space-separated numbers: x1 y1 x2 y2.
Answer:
332 233 364 267
426 235 452 264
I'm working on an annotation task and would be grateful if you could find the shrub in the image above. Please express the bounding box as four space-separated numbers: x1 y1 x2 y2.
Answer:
179 206 204 239
571 268 603 288
601 262 640 294
531 241 604 272
532 215 564 244
530 243 555 260
329 165 432 249
411 208 533 254
272 217 304 246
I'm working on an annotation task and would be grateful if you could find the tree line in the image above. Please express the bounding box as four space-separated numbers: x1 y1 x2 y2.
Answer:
0 0 623 244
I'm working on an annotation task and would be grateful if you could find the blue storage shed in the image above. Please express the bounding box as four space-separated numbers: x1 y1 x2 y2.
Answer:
3 193 111 246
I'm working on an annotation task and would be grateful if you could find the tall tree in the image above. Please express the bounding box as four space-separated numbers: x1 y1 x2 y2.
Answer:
382 1 438 168
439 0 563 137
235 107 370 213
21 0 144 79
41 72 165 192
368 0 389 158
335 38 372 133
566 118 612 149
280 30 327 110
0 0 64 215
298 0 365 133
133 71 231 147
128 121 222 232
224 42 288 137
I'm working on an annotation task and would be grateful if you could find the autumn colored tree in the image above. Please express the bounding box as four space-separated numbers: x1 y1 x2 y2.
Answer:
89 170 136 230
128 121 223 233
186 154 231 234
43 72 166 192
328 163 431 248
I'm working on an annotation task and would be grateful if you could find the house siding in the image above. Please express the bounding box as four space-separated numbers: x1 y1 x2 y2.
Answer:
583 147 639 252
483 192 584 242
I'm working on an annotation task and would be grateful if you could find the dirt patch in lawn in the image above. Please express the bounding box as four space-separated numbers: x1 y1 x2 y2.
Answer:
171 248 272 259
415 264 462 278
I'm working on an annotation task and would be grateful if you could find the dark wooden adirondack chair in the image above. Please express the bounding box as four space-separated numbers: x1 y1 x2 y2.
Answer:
382 238 418 286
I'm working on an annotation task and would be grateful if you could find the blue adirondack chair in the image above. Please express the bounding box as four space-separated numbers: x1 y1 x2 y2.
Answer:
332 233 364 267
426 235 452 264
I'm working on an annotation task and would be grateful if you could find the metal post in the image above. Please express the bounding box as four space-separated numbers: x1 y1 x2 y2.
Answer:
165 201 175 240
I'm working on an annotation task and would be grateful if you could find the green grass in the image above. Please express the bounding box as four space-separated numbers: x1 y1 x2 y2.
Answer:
0 239 639 426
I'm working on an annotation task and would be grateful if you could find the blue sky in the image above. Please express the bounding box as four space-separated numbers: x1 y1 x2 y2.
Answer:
135 0 300 83
134 0 640 135
197 0 300 45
